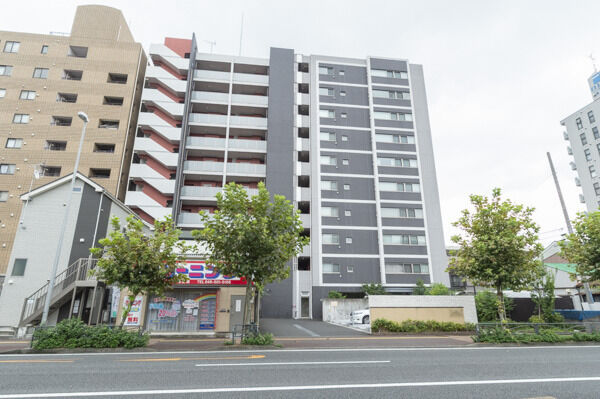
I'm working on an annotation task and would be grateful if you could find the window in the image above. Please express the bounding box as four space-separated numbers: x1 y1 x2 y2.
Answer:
340 112 347 118
94 143 115 153
41 45 48 54
347 265 354 273
56 93 77 103
371 69 408 79
0 191 8 202
320 155 336 165
0 164 16 174
319 66 333 75
597 143 600 156
386 263 429 274
41 166 61 177
46 141 67 151
103 96 124 106
11 259 27 276
340 91 346 96
322 233 340 245
379 181 421 192
345 210 351 216
594 127 600 140
343 184 350 190
374 111 413 121
342 159 349 166
107 73 128 84
0 65 13 76
99 120 119 129
320 132 335 141
0 88 5 98
63 69 83 80
322 206 339 217
381 207 424 218
68 45 88 58
323 263 340 273
595 182 600 195
319 87 334 96
372 89 411 99
51 116 72 126
585 148 592 161
19 90 36 100
321 180 338 191
589 110 595 124
383 234 426 245
581 133 588 145
32 68 49 79
339 70 345 76
377 157 418 168
5 138 22 149
90 168 111 178
590 165 597 178
341 135 348 141
345 237 353 244
3 41 20 53
12 114 29 124
320 109 335 118
576 118 583 129
375 133 415 144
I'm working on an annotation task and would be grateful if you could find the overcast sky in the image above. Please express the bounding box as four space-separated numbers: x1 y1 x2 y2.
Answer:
3 0 599 246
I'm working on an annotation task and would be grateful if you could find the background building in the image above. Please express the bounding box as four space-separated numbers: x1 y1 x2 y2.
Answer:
0 5 146 282
561 70 600 212
125 37 449 321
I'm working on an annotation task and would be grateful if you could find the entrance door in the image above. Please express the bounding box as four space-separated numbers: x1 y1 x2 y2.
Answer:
229 295 245 331
300 297 310 318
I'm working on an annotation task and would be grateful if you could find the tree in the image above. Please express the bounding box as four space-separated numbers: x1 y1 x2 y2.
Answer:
530 270 563 323
90 215 192 326
327 291 346 299
475 291 515 322
413 279 428 295
361 283 386 296
193 182 309 327
447 188 543 322
559 211 600 283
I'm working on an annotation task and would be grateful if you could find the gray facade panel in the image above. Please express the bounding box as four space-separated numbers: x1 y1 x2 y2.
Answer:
319 85 368 106
321 202 377 227
376 142 416 152
320 107 370 128
321 176 375 200
383 245 428 255
370 58 408 71
319 64 367 85
373 98 411 107
322 257 380 284
379 192 422 201
320 152 373 175
374 119 413 129
378 166 419 176
386 273 430 284
381 218 425 228
372 76 409 86
322 229 378 254
263 47 295 318
320 129 371 151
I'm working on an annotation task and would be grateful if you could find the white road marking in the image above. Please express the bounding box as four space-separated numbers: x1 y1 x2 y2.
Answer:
293 324 320 337
1 345 600 358
1 376 599 398
195 360 390 367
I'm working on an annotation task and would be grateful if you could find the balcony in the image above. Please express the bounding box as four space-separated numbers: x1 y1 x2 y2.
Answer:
191 91 229 104
194 70 230 82
300 213 311 228
231 93 268 107
188 113 228 126
178 212 207 227
181 185 259 200
233 72 268 85
184 161 266 176
229 115 267 128
186 136 266 152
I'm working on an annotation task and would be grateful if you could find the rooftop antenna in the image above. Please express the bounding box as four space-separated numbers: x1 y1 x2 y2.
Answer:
590 53 597 73
203 40 216 54
547 151 594 304
238 13 244 56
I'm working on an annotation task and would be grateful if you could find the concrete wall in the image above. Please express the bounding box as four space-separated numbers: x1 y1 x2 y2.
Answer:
321 298 368 324
367 295 478 324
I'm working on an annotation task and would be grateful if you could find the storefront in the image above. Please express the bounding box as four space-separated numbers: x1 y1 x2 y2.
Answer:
147 289 218 332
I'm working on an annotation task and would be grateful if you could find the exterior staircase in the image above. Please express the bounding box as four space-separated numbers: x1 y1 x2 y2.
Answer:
19 258 104 327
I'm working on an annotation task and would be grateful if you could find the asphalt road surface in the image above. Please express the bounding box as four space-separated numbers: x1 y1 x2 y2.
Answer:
1 345 599 398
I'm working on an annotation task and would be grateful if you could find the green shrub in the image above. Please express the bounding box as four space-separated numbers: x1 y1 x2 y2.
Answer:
475 291 514 322
371 318 475 333
241 333 274 346
428 283 450 295
474 327 600 344
361 283 386 296
528 315 545 324
327 290 346 299
413 280 427 295
32 319 148 350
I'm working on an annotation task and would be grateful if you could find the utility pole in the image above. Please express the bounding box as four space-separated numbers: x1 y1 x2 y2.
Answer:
547 152 594 304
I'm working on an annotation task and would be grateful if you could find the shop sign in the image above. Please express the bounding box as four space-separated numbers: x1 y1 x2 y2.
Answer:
175 261 247 286
123 295 143 326
158 309 178 318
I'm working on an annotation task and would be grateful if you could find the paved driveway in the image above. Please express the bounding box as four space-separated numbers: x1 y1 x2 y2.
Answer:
260 318 368 337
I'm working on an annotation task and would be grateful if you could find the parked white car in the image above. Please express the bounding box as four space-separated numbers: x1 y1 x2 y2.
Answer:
351 309 370 324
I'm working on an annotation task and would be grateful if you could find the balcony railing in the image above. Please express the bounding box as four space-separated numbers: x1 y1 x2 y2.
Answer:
184 161 266 176
186 136 266 152
178 212 211 226
181 185 259 199
188 113 228 126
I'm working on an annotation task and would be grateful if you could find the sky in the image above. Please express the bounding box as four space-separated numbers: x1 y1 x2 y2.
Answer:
2 0 598 246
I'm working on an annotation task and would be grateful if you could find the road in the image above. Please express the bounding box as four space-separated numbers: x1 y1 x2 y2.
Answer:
0 345 599 398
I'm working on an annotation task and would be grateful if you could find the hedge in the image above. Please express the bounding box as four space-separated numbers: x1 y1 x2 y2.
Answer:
371 318 476 333
474 326 600 343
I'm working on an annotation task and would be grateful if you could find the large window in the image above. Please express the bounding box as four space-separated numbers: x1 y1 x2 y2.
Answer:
12 114 29 124
320 155 336 166
19 90 36 100
377 157 418 168
0 191 8 202
386 263 429 274
374 111 413 121
585 148 592 161
590 165 597 178
319 87 334 96
5 138 22 149
321 206 339 217
381 207 423 218
371 69 408 79
379 181 420 192
320 131 336 141
594 127 600 140
580 133 587 145
319 66 333 75
3 41 20 53
322 233 340 245
11 259 27 276
375 133 415 144
321 180 338 191
0 65 13 76
319 109 335 118
372 89 410 99
323 263 340 273
41 45 49 54
0 164 16 175
32 68 49 79
383 234 426 245
0 88 5 98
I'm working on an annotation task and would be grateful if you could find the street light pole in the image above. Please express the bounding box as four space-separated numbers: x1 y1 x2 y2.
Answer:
41 112 89 325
